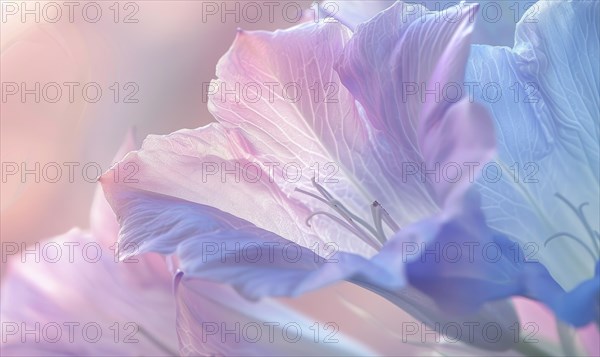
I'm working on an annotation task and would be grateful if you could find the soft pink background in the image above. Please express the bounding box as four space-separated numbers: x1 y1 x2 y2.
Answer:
1 1 313 260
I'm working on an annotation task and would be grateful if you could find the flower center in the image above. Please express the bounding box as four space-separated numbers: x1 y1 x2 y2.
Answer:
295 177 401 251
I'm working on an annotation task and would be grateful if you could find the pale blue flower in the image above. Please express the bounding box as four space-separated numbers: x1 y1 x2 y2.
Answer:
463 0 599 325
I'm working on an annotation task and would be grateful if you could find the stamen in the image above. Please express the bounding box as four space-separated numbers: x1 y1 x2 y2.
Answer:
330 199 381 240
295 178 402 251
305 211 382 251
310 179 384 243
294 187 329 205
371 202 387 245
544 193 600 264
374 201 401 232
311 177 335 201
544 232 598 262
554 193 599 255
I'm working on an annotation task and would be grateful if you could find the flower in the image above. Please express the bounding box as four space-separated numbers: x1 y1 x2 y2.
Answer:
100 2 530 353
328 0 599 332
463 0 599 326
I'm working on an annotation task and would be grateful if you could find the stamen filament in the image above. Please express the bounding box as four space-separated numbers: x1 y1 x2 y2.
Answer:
294 188 329 205
330 199 381 242
312 177 335 201
309 178 383 242
380 205 401 232
296 177 402 252
554 193 600 257
305 211 382 250
545 232 598 262
371 203 388 245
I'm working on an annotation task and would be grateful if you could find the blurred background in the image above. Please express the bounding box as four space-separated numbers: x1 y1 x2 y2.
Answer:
0 0 531 276
1 0 313 274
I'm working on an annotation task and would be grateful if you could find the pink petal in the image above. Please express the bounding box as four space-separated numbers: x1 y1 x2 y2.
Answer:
208 22 402 252
100 123 366 255
0 229 178 356
90 130 138 247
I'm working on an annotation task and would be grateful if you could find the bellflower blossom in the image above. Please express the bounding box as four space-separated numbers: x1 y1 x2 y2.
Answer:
99 1 528 353
320 0 599 331
100 0 597 355
468 0 600 295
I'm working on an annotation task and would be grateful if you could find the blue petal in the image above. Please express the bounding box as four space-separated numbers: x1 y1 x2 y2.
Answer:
535 261 600 327
406 191 523 312
465 0 600 288
392 189 521 350
405 189 599 327
107 185 401 300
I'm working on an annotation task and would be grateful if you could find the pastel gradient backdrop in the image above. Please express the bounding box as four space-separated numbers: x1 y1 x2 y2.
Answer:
1 1 598 356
